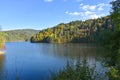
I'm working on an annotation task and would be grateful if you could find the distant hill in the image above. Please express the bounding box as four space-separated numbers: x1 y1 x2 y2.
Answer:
2 29 39 42
31 16 114 43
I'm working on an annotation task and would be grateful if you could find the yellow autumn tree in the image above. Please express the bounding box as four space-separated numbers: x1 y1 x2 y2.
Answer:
0 32 6 49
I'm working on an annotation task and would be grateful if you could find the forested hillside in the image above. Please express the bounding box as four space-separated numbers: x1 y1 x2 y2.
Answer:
31 16 114 43
0 32 6 49
2 29 39 42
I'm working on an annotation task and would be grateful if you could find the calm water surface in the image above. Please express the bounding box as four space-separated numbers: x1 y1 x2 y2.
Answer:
0 42 106 80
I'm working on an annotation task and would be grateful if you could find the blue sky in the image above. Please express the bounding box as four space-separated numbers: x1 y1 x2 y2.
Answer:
0 0 113 31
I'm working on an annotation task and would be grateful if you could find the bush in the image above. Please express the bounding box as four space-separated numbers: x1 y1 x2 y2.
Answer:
50 59 106 80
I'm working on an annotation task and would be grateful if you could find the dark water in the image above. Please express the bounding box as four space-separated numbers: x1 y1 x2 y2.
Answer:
0 42 106 80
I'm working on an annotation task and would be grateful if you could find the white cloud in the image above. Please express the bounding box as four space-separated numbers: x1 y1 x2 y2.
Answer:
81 5 97 11
89 6 97 10
90 13 105 19
65 10 105 20
97 3 109 11
80 4 97 11
90 14 99 19
84 11 94 15
44 0 53 2
80 3 83 6
65 11 81 16
80 3 109 11
66 11 94 16
65 2 110 20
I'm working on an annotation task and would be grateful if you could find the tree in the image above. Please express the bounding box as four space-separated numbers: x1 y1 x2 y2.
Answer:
111 0 120 31
0 28 6 49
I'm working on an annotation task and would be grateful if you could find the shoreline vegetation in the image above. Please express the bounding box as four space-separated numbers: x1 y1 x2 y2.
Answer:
50 59 107 80
0 0 119 80
0 32 6 54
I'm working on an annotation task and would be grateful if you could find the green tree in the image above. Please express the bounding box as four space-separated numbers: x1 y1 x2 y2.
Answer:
111 0 120 31
106 0 120 79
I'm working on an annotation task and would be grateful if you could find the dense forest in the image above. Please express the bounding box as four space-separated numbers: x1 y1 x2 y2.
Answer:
2 29 39 42
30 16 114 43
0 32 6 49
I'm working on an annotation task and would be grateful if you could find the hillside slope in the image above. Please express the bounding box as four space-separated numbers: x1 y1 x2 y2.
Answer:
3 29 39 42
31 16 114 43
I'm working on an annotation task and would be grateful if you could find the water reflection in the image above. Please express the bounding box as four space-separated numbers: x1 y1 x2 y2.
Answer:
3 42 107 80
38 43 103 59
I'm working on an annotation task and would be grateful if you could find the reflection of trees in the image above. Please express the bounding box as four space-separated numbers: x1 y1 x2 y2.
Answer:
43 43 104 59
0 55 5 79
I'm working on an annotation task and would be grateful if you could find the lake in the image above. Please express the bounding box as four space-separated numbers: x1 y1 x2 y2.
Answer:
0 42 107 80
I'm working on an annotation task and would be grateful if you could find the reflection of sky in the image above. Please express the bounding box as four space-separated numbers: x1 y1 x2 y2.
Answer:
3 42 106 80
